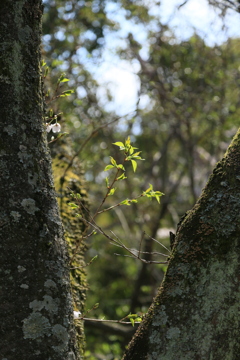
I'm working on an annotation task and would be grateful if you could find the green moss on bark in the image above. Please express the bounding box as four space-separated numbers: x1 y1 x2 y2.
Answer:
51 140 88 357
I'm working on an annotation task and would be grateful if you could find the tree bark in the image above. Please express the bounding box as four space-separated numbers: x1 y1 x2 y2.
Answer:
123 128 240 360
0 1 81 359
51 139 89 358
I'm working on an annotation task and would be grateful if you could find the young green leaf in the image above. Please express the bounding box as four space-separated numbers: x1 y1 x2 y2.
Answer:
105 177 109 187
132 151 141 157
144 184 153 193
117 164 125 171
57 73 66 83
125 137 131 147
44 67 49 77
60 78 70 83
104 165 114 171
90 255 98 262
113 141 124 148
68 203 79 209
120 199 131 206
129 146 134 155
117 173 127 181
108 188 117 196
60 89 74 97
131 160 137 172
110 157 117 166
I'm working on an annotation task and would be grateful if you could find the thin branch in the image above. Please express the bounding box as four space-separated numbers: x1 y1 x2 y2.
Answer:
144 231 171 254
114 253 168 264
138 231 144 260
93 168 121 217
178 0 188 9
80 317 141 325
81 218 169 264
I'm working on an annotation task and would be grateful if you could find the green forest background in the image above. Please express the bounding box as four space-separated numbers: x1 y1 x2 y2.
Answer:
42 1 240 358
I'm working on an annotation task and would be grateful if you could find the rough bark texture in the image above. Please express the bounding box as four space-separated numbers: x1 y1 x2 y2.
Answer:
0 1 81 359
51 139 88 358
123 128 240 360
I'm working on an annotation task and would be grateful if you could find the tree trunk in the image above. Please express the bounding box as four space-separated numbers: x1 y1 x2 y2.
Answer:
0 1 81 359
51 139 89 358
123 128 240 360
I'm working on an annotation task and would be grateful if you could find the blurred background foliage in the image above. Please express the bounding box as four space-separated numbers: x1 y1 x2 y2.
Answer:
42 0 240 358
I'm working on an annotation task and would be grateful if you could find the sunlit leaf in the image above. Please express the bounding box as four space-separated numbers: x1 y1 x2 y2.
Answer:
104 165 114 171
117 173 127 180
120 199 131 205
109 188 116 195
60 78 70 83
105 177 109 187
131 160 137 172
117 164 125 171
130 318 135 327
113 141 124 148
110 156 117 166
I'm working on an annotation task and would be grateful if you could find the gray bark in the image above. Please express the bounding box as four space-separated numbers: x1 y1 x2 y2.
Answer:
123 128 240 360
0 1 81 359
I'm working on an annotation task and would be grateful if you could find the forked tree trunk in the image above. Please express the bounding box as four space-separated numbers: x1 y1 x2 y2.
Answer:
0 1 81 359
123 128 240 360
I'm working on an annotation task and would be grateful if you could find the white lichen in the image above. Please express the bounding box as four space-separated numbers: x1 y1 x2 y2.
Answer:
20 284 29 289
166 327 181 340
52 324 69 351
44 279 57 289
47 208 62 225
10 211 21 222
3 125 16 135
21 198 39 214
30 295 59 314
22 312 51 339
17 265 26 273
28 172 38 187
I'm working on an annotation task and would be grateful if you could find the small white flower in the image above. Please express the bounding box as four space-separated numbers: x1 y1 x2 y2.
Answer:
46 123 53 132
73 311 81 319
52 123 61 133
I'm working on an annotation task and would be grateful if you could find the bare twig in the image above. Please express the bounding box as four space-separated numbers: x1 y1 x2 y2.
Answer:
144 231 171 254
80 217 169 265
80 317 141 325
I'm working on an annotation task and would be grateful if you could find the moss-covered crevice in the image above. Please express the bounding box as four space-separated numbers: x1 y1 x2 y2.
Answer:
51 139 88 357
123 129 240 360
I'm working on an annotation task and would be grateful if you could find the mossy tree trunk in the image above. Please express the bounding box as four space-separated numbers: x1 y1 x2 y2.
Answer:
0 1 81 359
51 140 88 358
123 128 240 360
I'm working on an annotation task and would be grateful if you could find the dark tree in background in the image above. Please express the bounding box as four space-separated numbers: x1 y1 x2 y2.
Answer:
0 1 81 358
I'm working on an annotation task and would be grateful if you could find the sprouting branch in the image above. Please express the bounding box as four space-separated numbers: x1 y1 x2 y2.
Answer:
96 194 144 215
61 111 137 184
